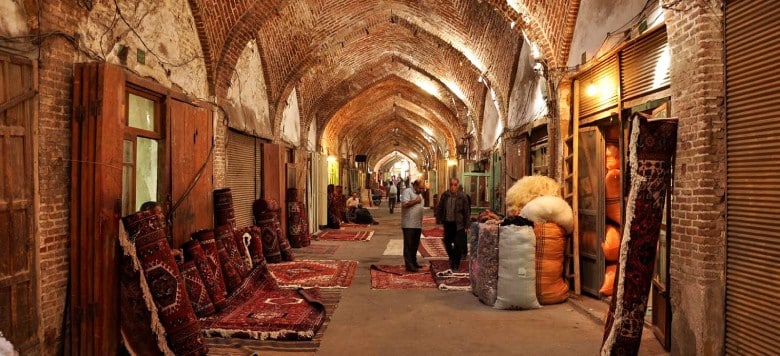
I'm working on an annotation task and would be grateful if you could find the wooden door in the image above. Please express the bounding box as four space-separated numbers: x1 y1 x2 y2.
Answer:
169 99 213 248
0 52 39 354
577 126 605 296
71 63 123 355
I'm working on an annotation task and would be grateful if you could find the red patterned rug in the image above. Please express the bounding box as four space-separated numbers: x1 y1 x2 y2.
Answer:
294 244 340 256
369 264 437 290
315 229 373 241
338 222 372 228
418 238 448 259
429 260 471 291
268 260 358 289
204 289 341 354
200 267 325 341
602 116 678 355
422 227 444 238
422 217 437 225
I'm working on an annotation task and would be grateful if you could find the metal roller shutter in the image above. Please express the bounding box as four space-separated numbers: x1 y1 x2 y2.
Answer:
227 130 260 228
578 56 619 118
725 1 780 354
620 26 669 101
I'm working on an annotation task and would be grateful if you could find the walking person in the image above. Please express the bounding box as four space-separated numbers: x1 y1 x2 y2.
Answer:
401 179 425 272
435 177 471 272
388 182 397 213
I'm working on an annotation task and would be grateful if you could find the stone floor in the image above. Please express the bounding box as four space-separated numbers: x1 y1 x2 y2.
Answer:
298 205 668 356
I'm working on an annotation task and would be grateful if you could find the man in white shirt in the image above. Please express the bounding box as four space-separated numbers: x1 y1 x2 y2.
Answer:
346 192 360 222
401 179 425 272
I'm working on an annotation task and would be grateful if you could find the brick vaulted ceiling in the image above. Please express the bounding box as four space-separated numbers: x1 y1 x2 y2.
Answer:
187 0 579 167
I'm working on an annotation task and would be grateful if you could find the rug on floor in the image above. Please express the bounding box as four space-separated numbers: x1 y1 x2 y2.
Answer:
428 260 471 291
338 222 372 228
418 238 448 259
422 227 444 238
268 260 358 289
204 289 341 354
422 217 437 224
200 267 326 341
382 239 423 257
369 264 437 290
294 244 340 257
315 229 373 241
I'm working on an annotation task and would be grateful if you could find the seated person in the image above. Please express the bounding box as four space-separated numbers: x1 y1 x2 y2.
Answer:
346 192 360 221
353 204 379 225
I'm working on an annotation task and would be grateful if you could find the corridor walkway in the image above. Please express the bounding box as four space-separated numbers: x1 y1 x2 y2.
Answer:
302 204 666 356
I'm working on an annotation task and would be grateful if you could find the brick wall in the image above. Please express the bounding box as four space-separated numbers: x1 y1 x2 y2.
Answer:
37 2 82 353
665 1 726 355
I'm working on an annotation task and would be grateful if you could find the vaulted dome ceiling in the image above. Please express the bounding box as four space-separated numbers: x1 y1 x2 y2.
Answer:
187 0 579 168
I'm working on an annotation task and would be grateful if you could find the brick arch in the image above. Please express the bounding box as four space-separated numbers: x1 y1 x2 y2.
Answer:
320 77 460 157
483 0 581 68
275 21 491 145
315 73 464 146
303 55 469 133
347 109 444 159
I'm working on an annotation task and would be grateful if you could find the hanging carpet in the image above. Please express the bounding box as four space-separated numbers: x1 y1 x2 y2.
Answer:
601 116 678 355
267 260 358 289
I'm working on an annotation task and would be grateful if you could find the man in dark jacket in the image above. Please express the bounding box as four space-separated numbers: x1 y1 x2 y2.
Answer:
435 177 471 271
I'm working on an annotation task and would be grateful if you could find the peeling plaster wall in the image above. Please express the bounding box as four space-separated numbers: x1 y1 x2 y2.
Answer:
281 88 301 146
0 0 28 36
77 0 207 98
307 119 317 152
507 39 548 130
566 0 648 68
225 39 272 138
481 89 502 151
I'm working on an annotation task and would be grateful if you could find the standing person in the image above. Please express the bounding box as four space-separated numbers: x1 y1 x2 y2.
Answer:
435 177 471 272
401 179 425 272
388 182 397 213
326 184 340 229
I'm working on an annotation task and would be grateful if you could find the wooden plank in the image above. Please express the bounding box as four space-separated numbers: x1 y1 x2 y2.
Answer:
95 63 123 355
0 52 38 353
170 99 213 247
68 62 83 356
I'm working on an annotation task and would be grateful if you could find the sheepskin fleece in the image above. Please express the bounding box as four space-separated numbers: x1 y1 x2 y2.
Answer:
505 176 561 216
520 196 573 234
